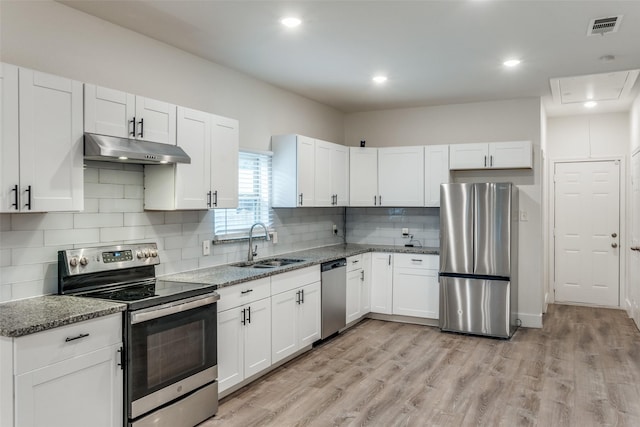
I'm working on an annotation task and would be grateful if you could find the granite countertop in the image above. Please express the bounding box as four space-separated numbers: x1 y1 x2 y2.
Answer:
0 296 126 338
161 243 439 288
0 244 437 338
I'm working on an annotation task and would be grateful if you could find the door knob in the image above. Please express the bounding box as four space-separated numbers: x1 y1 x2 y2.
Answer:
612 233 617 238
611 243 618 248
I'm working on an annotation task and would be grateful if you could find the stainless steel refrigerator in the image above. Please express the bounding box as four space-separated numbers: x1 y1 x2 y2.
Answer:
439 182 518 338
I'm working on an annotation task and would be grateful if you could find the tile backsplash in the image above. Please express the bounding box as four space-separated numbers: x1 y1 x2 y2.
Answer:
0 161 439 302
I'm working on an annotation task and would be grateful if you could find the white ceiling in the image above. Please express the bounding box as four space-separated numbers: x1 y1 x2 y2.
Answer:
59 0 640 115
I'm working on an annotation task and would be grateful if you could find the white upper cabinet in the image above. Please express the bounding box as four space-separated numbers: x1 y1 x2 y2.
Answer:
1 64 83 213
349 147 379 207
314 139 349 207
449 141 532 170
272 134 316 207
144 108 238 210
378 146 424 207
84 83 176 145
424 145 450 207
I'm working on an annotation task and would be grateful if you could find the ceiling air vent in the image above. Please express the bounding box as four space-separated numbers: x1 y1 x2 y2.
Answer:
587 15 622 36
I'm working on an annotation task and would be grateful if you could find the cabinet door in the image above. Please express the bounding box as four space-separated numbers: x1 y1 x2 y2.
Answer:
346 269 363 324
489 141 532 169
15 344 123 427
349 147 378 206
370 253 393 314
378 146 424 207
134 96 176 144
449 143 489 170
360 253 371 314
244 298 271 379
211 115 239 209
314 139 333 206
425 145 450 207
175 106 210 209
296 135 315 207
332 144 349 206
0 63 20 213
217 307 243 393
271 289 298 364
19 69 83 212
298 282 321 347
83 84 135 138
392 268 439 319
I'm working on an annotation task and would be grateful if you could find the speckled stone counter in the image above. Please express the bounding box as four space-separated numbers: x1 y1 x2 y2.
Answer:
0 296 125 338
162 243 439 289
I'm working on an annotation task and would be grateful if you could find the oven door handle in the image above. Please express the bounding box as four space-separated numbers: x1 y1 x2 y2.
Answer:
130 293 219 324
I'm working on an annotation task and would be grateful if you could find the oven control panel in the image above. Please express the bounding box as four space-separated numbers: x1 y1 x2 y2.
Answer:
60 243 160 275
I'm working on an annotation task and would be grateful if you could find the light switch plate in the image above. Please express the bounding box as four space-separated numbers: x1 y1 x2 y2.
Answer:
202 240 211 256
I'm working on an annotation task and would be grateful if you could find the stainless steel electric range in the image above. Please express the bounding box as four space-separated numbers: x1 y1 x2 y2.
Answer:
58 243 219 427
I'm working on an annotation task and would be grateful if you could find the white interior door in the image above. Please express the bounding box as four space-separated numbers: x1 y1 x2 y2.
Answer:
630 152 640 327
554 160 620 306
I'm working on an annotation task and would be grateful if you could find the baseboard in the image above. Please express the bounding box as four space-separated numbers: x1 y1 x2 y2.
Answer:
517 312 543 328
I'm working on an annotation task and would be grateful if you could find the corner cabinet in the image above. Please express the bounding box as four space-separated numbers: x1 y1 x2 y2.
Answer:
370 253 393 314
449 141 532 170
217 278 271 395
271 266 321 363
1 64 83 213
144 108 238 210
84 83 176 145
345 253 371 324
9 314 123 427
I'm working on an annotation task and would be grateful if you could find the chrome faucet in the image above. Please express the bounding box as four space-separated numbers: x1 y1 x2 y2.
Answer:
248 222 270 261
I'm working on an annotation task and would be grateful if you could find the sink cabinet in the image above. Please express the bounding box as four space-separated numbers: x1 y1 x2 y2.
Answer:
3 314 123 427
217 278 271 394
271 266 321 364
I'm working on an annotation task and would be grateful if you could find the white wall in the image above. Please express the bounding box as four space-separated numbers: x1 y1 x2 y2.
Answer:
0 0 344 150
345 99 544 327
628 94 640 322
631 94 640 154
546 112 630 311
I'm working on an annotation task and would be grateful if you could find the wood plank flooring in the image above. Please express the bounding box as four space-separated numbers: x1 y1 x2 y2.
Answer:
200 304 640 426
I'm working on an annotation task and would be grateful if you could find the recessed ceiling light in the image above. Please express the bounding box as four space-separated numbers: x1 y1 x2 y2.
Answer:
584 101 598 108
118 156 128 160
503 59 521 67
372 75 387 84
281 17 301 28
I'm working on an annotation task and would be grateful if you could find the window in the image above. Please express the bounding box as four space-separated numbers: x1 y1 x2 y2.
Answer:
214 150 272 239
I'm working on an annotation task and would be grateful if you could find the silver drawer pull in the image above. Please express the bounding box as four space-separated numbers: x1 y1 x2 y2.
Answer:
65 333 89 342
411 259 423 262
241 289 253 294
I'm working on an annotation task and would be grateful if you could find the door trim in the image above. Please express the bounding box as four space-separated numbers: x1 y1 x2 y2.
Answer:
548 157 626 308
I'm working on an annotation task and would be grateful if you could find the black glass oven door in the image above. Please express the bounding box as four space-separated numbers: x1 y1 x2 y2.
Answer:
127 298 217 407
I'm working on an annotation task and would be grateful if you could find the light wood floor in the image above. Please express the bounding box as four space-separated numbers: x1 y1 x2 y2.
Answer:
200 304 640 426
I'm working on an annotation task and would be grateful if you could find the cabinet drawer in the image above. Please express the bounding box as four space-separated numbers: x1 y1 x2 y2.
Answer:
271 266 320 295
217 278 271 312
394 254 438 270
15 314 122 375
346 255 363 272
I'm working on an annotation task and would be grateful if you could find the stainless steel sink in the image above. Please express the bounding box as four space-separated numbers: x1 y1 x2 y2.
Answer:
231 258 306 269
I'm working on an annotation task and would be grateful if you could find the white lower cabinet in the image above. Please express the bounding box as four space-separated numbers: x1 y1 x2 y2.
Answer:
271 267 321 364
216 278 271 394
370 253 393 314
392 254 439 319
345 254 371 324
12 314 123 427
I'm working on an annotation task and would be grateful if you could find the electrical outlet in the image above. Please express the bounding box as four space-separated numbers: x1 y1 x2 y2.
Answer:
271 231 278 244
402 227 409 236
332 224 338 235
202 240 211 256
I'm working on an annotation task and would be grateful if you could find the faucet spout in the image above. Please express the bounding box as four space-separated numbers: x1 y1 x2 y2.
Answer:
248 222 270 262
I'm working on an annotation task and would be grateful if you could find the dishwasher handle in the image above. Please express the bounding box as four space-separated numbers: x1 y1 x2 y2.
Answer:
321 258 347 272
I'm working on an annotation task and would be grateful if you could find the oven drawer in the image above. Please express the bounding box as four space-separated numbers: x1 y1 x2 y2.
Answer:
217 277 271 312
15 313 122 375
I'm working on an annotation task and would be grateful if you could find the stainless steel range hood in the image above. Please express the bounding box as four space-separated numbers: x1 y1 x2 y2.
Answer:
84 133 191 164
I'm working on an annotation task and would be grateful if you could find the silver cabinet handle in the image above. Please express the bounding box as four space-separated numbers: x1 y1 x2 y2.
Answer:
360 270 364 281
241 308 246 325
247 306 251 324
299 193 303 206
388 254 391 265
213 190 218 207
374 195 377 206
379 195 382 205
411 258 423 262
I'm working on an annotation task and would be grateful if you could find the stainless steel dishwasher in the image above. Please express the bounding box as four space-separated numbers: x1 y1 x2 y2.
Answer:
320 258 347 339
